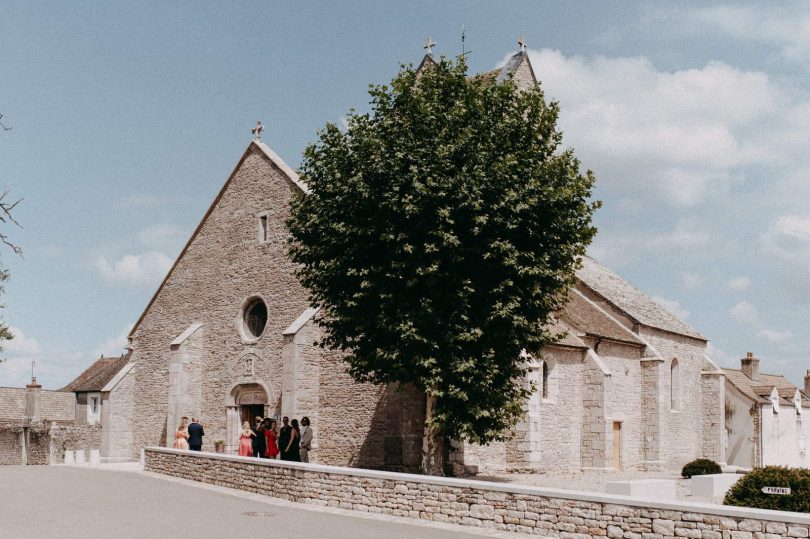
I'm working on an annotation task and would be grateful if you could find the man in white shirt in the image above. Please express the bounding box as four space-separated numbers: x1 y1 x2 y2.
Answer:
299 416 314 463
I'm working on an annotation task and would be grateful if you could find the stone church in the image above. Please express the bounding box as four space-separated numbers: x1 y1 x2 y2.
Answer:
101 48 726 473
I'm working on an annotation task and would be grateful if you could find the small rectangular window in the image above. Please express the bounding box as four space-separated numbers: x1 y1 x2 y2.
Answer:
259 215 268 242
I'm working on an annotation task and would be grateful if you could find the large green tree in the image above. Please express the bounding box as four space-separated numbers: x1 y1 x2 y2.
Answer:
288 56 600 475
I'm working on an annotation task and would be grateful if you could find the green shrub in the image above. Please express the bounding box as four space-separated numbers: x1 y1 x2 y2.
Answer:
681 458 722 478
724 466 810 513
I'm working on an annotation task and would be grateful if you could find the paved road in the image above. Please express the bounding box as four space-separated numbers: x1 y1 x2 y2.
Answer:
0 466 500 539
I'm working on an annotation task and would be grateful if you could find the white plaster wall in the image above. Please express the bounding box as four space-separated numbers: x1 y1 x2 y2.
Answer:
761 404 810 467
724 384 754 468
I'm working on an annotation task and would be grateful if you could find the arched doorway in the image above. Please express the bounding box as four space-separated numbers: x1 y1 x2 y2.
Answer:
225 383 270 453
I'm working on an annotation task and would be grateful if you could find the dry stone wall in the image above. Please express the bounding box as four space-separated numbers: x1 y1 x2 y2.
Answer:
0 428 21 464
50 424 102 464
0 422 83 465
145 448 810 538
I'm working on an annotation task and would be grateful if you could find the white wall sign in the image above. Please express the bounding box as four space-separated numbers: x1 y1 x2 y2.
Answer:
761 486 791 495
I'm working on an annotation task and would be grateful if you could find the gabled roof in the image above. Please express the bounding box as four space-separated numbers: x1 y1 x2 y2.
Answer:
415 54 437 73
128 140 307 338
496 50 537 85
561 288 644 346
723 367 809 407
62 355 129 393
0 387 75 423
576 256 706 340
546 320 588 349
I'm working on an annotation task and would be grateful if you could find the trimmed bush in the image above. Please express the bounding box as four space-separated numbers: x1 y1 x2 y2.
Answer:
681 458 722 478
724 466 810 512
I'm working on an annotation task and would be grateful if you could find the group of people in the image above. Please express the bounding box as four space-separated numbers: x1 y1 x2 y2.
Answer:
238 416 313 462
172 417 205 451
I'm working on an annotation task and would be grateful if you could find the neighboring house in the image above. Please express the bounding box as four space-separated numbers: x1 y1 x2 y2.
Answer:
723 353 810 468
62 355 130 426
99 47 726 472
0 378 75 465
0 379 75 426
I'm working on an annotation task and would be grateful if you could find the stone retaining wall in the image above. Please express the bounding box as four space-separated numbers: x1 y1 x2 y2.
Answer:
0 422 54 465
50 425 102 464
145 448 810 537
0 428 21 464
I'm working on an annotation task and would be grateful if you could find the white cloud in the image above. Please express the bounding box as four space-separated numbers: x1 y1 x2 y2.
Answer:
758 215 810 302
521 48 776 173
96 251 173 286
681 5 810 63
707 342 736 368
680 272 703 291
652 296 690 320
659 168 731 208
91 325 132 359
726 276 752 292
772 215 810 242
729 300 759 325
588 216 711 268
757 329 793 344
4 326 42 356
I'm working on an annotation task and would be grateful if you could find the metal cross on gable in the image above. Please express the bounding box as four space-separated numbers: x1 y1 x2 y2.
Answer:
424 36 436 56
251 120 263 141
518 34 527 52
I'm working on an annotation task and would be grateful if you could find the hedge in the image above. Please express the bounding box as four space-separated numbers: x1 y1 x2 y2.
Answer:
681 458 722 479
724 466 810 512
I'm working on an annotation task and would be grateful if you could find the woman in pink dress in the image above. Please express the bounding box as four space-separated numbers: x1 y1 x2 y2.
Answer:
264 419 279 459
238 421 255 457
173 418 189 450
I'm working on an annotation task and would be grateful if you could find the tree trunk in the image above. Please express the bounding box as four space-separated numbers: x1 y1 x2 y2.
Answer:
421 392 445 476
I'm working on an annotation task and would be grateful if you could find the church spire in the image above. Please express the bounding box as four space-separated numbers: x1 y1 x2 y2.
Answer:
416 36 438 73
423 36 436 57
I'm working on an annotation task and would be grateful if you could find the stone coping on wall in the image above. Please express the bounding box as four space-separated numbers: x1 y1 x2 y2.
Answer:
145 447 810 526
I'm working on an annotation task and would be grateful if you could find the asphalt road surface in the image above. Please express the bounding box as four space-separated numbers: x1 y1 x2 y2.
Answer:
0 466 499 539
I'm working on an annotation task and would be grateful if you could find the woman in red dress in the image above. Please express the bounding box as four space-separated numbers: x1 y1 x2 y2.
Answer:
238 421 255 457
264 419 279 459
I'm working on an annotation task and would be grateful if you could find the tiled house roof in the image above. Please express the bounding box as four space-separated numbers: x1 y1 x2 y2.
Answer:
62 355 129 393
41 390 76 422
723 367 808 407
0 387 75 423
576 256 705 340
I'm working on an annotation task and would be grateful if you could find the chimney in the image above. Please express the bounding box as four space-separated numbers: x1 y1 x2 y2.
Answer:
804 370 810 396
25 376 41 422
741 352 760 381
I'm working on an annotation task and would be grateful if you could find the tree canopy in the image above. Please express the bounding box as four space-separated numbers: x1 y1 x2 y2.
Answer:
288 55 600 474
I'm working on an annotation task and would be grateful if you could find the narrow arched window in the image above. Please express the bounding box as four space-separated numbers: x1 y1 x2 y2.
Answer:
671 358 680 411
542 361 549 400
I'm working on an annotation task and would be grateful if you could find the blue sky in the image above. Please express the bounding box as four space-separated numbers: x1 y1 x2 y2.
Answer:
2 1 810 388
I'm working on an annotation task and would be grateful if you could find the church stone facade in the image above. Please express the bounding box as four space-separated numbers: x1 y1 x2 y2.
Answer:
103 50 726 473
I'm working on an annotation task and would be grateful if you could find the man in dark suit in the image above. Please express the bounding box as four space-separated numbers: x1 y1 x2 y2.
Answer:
252 416 267 457
187 418 204 451
278 416 292 460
